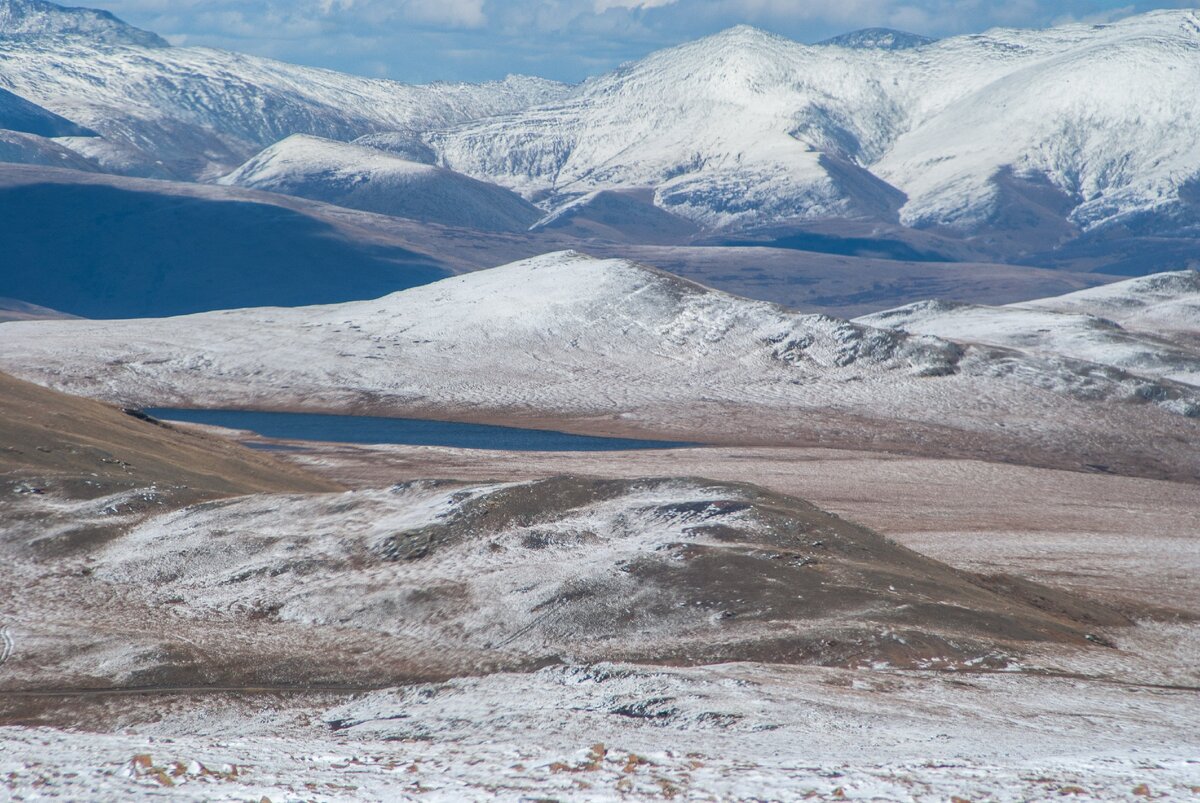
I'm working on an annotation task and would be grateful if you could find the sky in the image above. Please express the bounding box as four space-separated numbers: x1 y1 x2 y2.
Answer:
100 0 1195 83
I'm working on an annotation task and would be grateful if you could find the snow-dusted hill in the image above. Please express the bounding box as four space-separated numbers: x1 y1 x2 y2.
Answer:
859 302 1200 388
90 475 1108 669
0 1 569 178
858 271 1200 386
1018 271 1200 337
1 252 1196 477
431 11 1200 239
220 135 540 232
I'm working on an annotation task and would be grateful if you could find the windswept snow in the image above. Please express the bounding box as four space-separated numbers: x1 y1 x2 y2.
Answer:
857 272 1200 387
220 134 540 231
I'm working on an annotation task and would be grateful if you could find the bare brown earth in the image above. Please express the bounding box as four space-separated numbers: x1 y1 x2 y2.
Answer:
268 440 1200 615
0 370 341 501
0 388 1162 710
0 472 1145 709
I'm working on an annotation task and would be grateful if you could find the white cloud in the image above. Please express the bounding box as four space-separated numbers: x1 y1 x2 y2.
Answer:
403 0 487 27
594 0 679 11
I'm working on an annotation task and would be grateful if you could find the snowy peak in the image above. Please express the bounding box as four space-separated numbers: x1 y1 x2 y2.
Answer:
430 9 1200 240
817 28 933 50
0 0 168 47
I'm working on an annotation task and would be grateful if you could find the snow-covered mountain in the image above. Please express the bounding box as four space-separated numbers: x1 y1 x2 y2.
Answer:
0 0 165 46
857 271 1200 387
817 28 935 50
220 134 541 232
1 252 1195 478
431 11 1200 241
0 1 569 178
1 1 1196 249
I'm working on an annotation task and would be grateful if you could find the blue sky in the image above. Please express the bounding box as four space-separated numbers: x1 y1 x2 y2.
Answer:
101 1 1194 83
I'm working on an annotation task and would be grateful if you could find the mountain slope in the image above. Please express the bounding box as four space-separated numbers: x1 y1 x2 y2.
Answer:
0 369 338 504
1017 270 1200 337
90 475 1119 672
431 25 911 229
2 2 1196 254
0 1 569 178
0 85 93 136
430 11 1200 245
0 296 77 322
0 129 97 170
1 251 1195 478
0 165 450 318
873 12 1200 237
220 134 541 231
857 279 1200 387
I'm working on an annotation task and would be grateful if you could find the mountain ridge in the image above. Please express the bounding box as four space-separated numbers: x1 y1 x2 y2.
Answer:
0 0 167 46
1 252 1196 479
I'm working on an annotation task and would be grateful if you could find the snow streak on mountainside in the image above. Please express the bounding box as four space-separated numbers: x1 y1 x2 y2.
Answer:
0 0 569 178
1 252 1196 479
0 128 96 170
220 135 540 232
431 11 1200 237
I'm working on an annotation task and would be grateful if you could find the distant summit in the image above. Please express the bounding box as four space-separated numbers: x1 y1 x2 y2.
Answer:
0 0 168 47
817 27 934 50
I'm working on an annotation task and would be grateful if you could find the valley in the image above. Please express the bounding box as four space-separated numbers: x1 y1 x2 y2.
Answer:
0 0 1198 799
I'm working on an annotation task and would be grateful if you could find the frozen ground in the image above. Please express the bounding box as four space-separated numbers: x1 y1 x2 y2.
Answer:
1 661 1197 801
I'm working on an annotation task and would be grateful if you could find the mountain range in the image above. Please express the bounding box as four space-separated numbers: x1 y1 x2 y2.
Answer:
0 0 1197 276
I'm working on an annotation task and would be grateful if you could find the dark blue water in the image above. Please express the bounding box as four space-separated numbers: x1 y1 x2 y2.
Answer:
144 408 698 452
